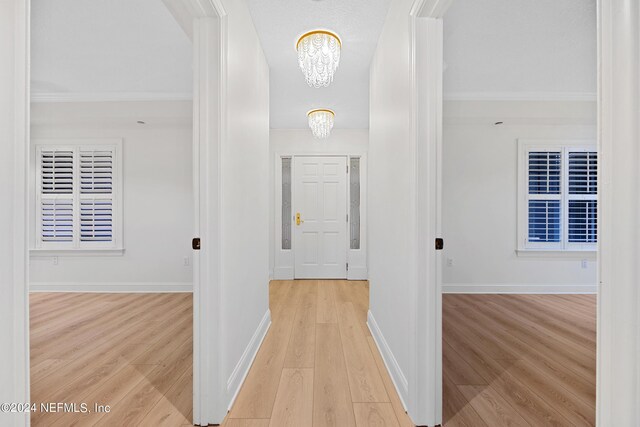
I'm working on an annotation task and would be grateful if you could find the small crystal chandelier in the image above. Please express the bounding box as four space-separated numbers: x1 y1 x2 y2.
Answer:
307 109 335 139
296 30 341 88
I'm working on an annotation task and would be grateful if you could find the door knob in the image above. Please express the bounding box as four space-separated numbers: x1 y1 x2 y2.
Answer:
296 212 304 225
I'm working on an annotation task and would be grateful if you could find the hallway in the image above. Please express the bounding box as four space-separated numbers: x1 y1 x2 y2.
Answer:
225 280 413 427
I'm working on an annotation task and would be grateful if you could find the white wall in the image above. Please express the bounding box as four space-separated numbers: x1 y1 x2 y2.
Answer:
368 0 416 410
29 101 193 291
0 0 28 422
269 129 369 278
219 0 270 407
442 100 598 292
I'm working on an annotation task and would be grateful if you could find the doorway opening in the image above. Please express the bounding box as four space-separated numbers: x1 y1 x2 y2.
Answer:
436 0 598 425
28 1 195 424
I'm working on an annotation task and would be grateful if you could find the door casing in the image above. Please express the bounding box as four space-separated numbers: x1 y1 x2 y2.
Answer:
274 152 368 281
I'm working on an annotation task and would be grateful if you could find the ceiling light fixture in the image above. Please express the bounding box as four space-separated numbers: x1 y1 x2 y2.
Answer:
307 109 335 139
296 30 341 88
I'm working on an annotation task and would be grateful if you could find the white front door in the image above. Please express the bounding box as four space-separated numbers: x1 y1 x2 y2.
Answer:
294 156 348 278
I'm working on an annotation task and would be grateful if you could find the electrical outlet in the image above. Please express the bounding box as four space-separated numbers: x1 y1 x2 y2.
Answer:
446 258 454 267
53 256 58 266
581 259 588 269
184 257 190 267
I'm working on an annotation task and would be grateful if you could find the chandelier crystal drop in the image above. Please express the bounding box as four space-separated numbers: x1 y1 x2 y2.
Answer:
296 30 341 88
307 109 335 139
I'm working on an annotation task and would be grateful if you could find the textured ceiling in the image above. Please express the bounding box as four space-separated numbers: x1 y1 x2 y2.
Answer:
247 0 390 129
443 0 597 99
31 0 192 97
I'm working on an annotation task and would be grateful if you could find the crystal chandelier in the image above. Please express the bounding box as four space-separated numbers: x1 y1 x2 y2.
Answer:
307 109 335 139
296 30 341 88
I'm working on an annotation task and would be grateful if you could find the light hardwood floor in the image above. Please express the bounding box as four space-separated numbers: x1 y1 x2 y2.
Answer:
225 280 413 427
30 292 193 426
30 286 596 426
443 294 596 426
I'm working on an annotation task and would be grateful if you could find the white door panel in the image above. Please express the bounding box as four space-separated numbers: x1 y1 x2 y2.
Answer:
294 156 347 278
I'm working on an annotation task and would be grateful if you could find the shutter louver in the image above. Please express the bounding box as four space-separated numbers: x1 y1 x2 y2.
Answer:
528 200 561 242
41 199 74 242
528 152 561 194
79 149 115 243
568 200 597 243
80 199 113 242
41 150 73 194
569 152 597 194
568 151 597 244
80 150 113 194
527 151 562 246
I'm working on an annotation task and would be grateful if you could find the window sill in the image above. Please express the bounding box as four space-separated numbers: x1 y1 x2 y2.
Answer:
516 249 596 259
30 248 125 257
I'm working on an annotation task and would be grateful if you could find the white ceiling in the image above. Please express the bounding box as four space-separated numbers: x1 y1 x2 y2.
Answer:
31 0 192 98
246 0 390 129
443 0 597 99
31 0 596 123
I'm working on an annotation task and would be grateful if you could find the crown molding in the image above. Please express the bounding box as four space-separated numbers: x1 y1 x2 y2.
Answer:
31 92 193 103
444 91 597 102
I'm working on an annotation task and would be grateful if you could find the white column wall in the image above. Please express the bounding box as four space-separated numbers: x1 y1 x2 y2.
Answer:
598 0 640 424
0 1 29 426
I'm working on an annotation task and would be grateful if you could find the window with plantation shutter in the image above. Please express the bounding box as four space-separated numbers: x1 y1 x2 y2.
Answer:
518 140 597 253
34 140 123 252
567 151 597 246
80 150 114 242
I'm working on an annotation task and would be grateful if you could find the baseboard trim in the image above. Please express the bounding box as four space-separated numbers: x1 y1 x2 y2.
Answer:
347 266 368 280
273 266 294 280
367 310 409 410
29 282 193 293
226 309 272 410
442 283 598 294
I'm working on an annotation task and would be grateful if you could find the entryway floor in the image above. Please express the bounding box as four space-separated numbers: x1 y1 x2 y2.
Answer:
225 280 413 427
29 292 193 426
443 294 596 426
28 289 596 426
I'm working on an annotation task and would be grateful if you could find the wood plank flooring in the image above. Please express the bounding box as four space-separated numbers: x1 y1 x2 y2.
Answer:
225 280 414 427
443 294 596 426
29 292 193 426
30 287 596 427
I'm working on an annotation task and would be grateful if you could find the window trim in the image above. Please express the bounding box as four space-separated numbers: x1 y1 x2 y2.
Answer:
31 138 124 254
517 139 597 254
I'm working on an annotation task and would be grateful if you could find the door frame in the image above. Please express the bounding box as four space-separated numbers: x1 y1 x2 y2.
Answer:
162 0 227 423
273 152 368 281
7 0 228 424
409 1 449 424
409 0 640 425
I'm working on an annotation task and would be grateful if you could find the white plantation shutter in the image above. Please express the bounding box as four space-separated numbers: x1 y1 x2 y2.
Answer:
80 150 113 193
79 149 115 243
35 141 122 251
80 199 114 242
526 150 562 248
38 148 75 246
41 150 74 194
41 199 74 242
567 151 598 246
519 141 597 252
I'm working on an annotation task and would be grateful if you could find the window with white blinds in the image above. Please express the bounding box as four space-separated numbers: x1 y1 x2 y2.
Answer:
518 140 597 252
34 141 122 251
